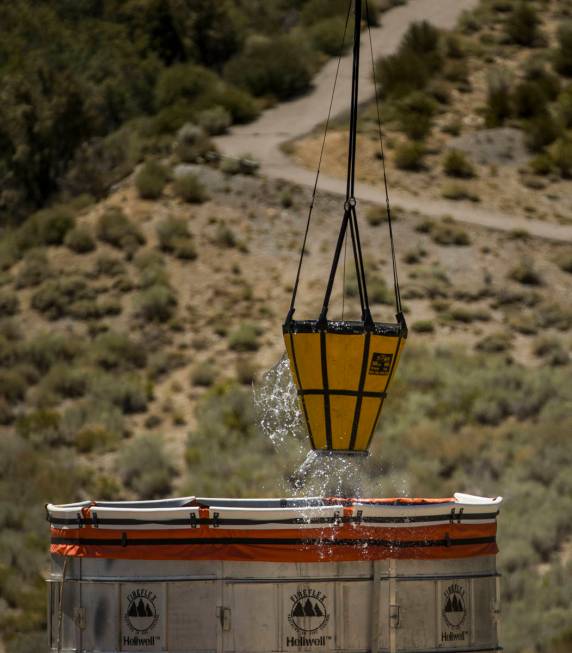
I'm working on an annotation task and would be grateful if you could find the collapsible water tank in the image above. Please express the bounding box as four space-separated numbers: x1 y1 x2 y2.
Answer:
46 493 501 653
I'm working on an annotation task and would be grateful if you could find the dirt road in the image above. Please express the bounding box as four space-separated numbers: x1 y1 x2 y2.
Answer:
215 0 572 243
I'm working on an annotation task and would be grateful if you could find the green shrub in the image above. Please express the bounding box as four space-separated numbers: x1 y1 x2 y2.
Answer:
366 206 387 226
554 22 572 77
93 373 149 414
369 278 394 305
198 106 232 135
441 183 479 202
377 49 433 99
485 70 512 127
443 150 475 178
191 362 217 387
509 258 543 285
310 16 350 56
118 434 174 498
156 217 196 259
533 336 569 366
15 409 62 446
525 112 561 153
75 426 119 453
214 224 237 248
15 249 51 289
136 284 178 322
94 253 126 277
476 332 512 353
28 206 75 246
173 123 212 163
398 92 436 140
41 365 90 399
513 81 549 119
0 290 18 317
555 248 572 273
529 153 554 176
64 225 96 253
236 359 257 385
224 36 314 100
135 160 168 200
0 369 27 403
394 141 425 171
174 173 209 203
92 331 146 371
31 276 95 320
96 207 145 256
430 220 471 246
505 2 539 46
412 320 435 333
229 323 260 352
557 85 572 128
21 333 83 373
550 138 572 178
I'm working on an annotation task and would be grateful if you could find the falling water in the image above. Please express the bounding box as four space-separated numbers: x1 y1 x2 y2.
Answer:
253 355 384 498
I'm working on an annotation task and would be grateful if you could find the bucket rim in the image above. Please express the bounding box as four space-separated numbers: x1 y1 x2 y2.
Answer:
282 319 405 337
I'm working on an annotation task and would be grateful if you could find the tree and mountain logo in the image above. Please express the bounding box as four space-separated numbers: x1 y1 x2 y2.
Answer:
289 589 330 633
124 588 159 634
442 583 467 629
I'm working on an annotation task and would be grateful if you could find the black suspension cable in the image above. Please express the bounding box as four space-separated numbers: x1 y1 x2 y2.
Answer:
365 0 403 318
285 2 352 324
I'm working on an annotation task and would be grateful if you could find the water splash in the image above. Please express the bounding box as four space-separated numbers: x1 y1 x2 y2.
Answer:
253 354 384 498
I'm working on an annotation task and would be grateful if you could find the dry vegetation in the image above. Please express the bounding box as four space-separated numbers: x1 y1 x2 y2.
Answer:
1 2 572 653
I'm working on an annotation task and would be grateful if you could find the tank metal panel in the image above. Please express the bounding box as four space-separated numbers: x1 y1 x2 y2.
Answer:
48 556 500 653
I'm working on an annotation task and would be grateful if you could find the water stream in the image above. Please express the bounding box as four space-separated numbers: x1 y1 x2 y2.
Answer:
253 355 385 499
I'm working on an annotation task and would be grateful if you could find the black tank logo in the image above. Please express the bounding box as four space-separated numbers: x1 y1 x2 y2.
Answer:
125 589 159 634
289 589 330 633
443 583 466 629
368 352 393 375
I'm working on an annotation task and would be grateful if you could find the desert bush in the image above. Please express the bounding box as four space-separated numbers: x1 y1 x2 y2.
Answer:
533 336 569 366
443 150 475 178
92 373 148 414
554 22 572 77
398 92 436 140
156 217 196 260
64 225 96 253
475 332 512 353
428 219 471 246
0 369 27 404
31 276 95 320
136 284 178 322
555 248 572 273
173 123 212 163
224 36 314 100
15 249 51 289
444 305 490 323
509 258 542 285
366 206 387 226
525 112 561 153
174 173 208 203
550 138 572 178
310 16 350 56
513 81 548 119
0 290 18 317
191 362 217 387
236 359 257 385
21 333 83 374
394 141 425 171
94 253 126 277
198 106 232 135
557 85 572 128
92 331 146 371
529 153 554 176
229 323 260 352
118 434 174 498
96 207 145 256
369 278 393 305
441 183 479 202
135 160 168 199
75 426 119 453
15 409 62 446
214 224 237 248
411 320 435 333
25 206 75 247
485 70 512 127
505 2 539 46
41 365 90 399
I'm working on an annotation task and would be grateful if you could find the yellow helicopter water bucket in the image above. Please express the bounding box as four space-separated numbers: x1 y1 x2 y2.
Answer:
283 317 406 453
283 0 406 455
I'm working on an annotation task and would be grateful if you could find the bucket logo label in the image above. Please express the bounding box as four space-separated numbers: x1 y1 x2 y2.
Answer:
124 589 159 635
288 589 330 634
442 583 466 629
369 352 393 376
